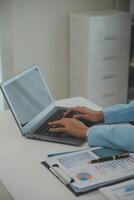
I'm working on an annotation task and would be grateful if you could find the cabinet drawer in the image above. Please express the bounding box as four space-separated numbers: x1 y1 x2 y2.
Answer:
87 77 128 98
90 39 130 59
70 38 130 60
69 77 128 107
70 74 128 102
89 15 131 42
89 57 129 80
90 92 127 107
70 56 129 81
70 12 131 42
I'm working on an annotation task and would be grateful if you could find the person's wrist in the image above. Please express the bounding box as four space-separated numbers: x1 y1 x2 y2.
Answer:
96 111 104 122
79 126 88 138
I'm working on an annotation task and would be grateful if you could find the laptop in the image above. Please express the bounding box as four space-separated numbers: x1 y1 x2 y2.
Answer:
0 65 84 146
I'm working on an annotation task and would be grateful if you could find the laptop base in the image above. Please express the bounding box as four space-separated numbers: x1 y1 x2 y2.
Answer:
26 134 84 146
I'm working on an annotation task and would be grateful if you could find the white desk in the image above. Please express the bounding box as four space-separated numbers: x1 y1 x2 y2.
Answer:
0 97 107 200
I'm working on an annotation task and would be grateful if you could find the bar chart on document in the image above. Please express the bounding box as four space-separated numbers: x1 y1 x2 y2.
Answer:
100 179 134 200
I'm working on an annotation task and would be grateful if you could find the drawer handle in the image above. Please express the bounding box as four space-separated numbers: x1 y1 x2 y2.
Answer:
102 92 116 98
104 55 116 60
104 35 118 40
103 74 117 79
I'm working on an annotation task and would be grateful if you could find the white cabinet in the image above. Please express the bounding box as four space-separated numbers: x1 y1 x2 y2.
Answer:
69 10 131 107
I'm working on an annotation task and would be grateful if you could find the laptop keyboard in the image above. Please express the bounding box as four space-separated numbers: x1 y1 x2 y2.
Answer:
34 107 99 139
36 108 67 138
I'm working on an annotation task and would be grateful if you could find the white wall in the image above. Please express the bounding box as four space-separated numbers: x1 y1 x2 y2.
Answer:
0 1 14 80
1 0 115 100
0 0 14 110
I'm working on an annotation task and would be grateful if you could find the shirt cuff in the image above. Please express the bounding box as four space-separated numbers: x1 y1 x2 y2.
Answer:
86 128 90 137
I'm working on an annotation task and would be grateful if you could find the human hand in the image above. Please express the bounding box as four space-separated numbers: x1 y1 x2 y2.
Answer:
48 118 88 138
64 106 104 123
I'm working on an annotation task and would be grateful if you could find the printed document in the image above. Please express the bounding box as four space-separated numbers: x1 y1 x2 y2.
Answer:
100 179 134 200
46 148 134 192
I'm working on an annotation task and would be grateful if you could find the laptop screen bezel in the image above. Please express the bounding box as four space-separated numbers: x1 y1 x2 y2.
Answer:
0 65 55 136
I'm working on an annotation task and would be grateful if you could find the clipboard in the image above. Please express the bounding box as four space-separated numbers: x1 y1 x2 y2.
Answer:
41 161 79 195
41 148 134 196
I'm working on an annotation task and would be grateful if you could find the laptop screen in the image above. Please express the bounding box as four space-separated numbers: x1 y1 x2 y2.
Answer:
3 67 53 128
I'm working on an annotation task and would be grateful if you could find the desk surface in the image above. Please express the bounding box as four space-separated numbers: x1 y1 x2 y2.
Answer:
0 97 107 200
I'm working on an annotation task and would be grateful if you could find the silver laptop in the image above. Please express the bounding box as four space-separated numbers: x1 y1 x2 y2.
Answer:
0 65 84 146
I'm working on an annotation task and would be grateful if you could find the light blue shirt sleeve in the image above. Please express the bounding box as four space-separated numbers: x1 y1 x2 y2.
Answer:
87 101 134 152
103 101 134 124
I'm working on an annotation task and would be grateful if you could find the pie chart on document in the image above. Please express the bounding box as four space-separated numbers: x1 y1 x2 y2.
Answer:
76 172 93 181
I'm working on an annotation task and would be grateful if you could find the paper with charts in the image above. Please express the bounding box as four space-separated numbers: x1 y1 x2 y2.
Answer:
100 179 134 200
46 148 134 193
